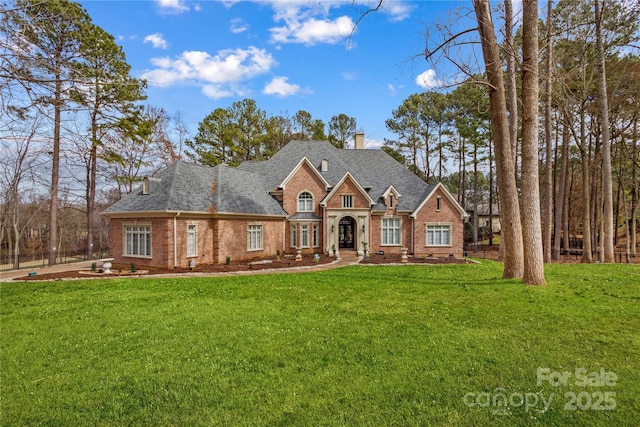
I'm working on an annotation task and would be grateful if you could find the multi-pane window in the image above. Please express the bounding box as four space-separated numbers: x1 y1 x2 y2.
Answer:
187 224 198 257
290 224 297 247
426 225 451 246
247 224 263 251
298 192 313 212
312 224 319 247
125 225 151 257
381 218 401 245
342 195 354 208
301 224 309 247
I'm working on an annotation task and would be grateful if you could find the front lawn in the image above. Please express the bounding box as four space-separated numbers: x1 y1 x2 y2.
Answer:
1 261 638 426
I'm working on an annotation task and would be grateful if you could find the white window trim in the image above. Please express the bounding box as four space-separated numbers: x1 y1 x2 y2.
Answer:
342 194 354 208
247 223 263 252
380 217 401 246
425 223 452 247
300 224 309 248
123 224 152 258
312 224 319 248
297 191 314 212
186 223 198 258
290 224 297 248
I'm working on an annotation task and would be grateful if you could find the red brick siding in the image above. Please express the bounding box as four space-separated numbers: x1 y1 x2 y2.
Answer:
108 217 173 269
213 217 284 264
324 177 370 209
282 163 327 252
412 188 464 257
282 163 327 216
369 214 411 255
109 216 285 267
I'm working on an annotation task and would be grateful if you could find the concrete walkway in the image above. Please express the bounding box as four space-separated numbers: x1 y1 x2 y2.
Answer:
0 260 97 282
0 253 362 282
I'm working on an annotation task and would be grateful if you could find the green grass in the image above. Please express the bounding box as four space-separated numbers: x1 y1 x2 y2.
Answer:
1 261 639 426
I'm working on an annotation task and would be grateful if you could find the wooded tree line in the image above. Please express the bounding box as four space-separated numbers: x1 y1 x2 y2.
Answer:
2 0 638 281
403 0 638 283
0 0 360 268
1 0 183 267
185 100 359 167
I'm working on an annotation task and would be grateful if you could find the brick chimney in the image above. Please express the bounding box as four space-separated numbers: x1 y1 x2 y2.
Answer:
354 133 364 149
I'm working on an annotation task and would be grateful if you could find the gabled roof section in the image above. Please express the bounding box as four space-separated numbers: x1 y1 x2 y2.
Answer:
280 157 331 190
411 182 468 219
238 140 371 190
320 172 375 207
382 185 401 199
102 160 286 217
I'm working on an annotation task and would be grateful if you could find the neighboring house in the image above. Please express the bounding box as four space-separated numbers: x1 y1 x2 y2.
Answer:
466 203 501 234
102 137 468 268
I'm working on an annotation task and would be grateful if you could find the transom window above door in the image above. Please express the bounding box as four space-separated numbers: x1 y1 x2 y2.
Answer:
297 192 314 212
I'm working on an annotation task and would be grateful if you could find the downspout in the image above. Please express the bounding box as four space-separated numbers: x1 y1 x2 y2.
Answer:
173 212 181 268
322 204 326 253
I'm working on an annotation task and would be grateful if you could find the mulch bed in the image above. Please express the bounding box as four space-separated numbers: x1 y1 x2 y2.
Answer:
14 253 470 281
358 253 469 265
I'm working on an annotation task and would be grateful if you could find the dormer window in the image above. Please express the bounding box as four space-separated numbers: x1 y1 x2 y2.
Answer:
142 177 149 195
297 192 314 212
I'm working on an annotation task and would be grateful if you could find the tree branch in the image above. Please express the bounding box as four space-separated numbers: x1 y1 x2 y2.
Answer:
425 28 478 62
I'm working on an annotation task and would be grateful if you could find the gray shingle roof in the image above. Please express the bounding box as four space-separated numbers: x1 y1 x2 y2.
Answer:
103 161 286 216
104 140 438 217
239 140 436 212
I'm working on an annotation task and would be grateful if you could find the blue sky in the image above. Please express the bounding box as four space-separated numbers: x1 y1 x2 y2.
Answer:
80 0 469 148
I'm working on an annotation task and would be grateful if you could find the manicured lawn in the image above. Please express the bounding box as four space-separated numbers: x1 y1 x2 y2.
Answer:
1 261 638 426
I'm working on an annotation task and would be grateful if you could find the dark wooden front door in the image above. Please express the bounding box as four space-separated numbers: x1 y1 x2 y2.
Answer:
339 216 355 249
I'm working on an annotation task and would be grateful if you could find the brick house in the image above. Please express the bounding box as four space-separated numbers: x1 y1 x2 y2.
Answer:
102 137 468 268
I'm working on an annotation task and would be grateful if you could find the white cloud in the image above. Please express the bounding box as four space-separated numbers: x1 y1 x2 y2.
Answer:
263 76 301 97
415 69 444 89
270 15 354 45
387 83 405 95
144 33 168 49
380 1 412 22
202 85 234 100
156 0 189 14
140 47 276 99
230 18 248 34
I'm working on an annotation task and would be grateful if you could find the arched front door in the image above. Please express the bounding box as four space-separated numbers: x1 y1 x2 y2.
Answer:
338 216 355 249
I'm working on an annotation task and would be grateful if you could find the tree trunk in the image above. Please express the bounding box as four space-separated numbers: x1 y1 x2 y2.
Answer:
542 0 554 263
553 123 570 260
48 70 61 266
562 161 572 254
579 110 593 262
504 0 518 169
473 147 479 252
473 0 524 279
520 0 546 285
632 120 638 256
595 0 615 262
489 141 494 245
87 85 99 261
